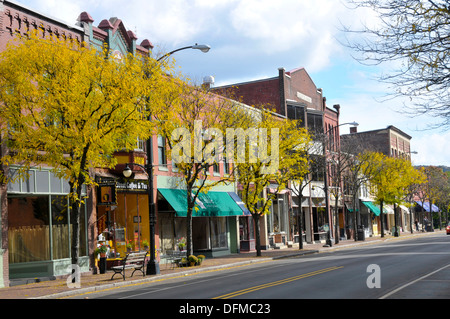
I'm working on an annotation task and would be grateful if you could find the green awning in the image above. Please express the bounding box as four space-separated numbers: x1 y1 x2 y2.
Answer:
362 201 387 216
158 188 246 217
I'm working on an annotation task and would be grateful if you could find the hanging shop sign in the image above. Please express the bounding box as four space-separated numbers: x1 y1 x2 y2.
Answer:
97 181 117 206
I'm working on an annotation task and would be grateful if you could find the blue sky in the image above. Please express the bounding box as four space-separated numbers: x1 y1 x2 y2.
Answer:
15 0 450 166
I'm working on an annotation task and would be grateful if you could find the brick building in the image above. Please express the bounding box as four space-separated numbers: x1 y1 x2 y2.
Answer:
212 67 341 246
341 125 412 161
340 125 414 238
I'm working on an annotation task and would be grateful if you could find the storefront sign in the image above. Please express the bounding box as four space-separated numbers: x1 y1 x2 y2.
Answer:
116 180 149 193
97 181 117 206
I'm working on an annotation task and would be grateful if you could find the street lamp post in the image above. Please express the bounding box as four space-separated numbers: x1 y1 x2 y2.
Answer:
157 44 211 62
125 44 211 275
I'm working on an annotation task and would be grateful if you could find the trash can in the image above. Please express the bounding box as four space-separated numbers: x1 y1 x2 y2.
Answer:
99 256 107 274
357 225 365 241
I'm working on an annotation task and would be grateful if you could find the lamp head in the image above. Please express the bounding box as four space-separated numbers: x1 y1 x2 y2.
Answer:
192 44 211 53
123 164 132 178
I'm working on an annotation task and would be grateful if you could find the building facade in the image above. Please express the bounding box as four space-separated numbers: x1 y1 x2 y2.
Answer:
341 125 414 238
212 67 341 247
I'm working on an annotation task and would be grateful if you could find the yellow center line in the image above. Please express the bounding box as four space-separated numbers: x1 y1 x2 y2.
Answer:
213 266 344 299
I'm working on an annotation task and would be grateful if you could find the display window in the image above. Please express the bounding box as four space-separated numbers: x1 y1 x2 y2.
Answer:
7 168 87 264
98 193 150 258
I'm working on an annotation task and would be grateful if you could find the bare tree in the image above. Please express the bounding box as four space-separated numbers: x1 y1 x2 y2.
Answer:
343 0 450 127
340 134 380 239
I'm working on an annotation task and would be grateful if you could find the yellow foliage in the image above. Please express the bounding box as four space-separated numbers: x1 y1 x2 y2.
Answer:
235 109 311 216
362 151 426 205
0 32 172 197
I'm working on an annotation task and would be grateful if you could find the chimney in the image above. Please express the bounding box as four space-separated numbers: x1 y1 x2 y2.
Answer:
350 126 358 134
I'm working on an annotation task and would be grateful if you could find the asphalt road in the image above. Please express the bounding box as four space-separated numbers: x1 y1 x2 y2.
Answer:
71 233 450 301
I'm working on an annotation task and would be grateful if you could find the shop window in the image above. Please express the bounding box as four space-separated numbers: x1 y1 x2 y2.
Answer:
192 217 228 251
112 193 150 256
239 216 255 241
210 217 227 249
7 168 88 263
8 196 51 263
51 195 70 259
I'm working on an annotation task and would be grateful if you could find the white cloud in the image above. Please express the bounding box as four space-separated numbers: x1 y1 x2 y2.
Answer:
228 0 345 71
412 132 450 166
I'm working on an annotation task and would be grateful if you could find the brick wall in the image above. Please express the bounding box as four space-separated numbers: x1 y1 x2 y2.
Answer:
0 1 83 52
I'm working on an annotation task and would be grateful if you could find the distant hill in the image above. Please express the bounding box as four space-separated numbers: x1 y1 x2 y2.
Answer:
415 165 450 172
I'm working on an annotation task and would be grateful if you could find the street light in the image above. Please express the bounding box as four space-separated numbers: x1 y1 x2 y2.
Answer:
157 43 211 61
134 44 210 275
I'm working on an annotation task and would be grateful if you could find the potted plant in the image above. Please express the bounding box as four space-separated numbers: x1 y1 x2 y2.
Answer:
95 243 108 258
126 239 134 253
142 239 149 251
197 255 205 265
177 237 186 251
188 255 198 267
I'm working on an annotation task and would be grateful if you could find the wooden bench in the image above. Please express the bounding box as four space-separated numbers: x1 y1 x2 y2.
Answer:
110 251 148 280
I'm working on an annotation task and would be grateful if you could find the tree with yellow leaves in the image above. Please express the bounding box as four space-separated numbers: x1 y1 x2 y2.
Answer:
363 152 426 237
154 81 255 257
0 32 170 266
235 108 310 257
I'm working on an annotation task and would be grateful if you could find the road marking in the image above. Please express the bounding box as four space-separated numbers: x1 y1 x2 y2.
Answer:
379 263 450 299
213 266 343 299
60 259 274 299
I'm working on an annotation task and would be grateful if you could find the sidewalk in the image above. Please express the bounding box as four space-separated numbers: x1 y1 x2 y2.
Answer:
0 230 443 299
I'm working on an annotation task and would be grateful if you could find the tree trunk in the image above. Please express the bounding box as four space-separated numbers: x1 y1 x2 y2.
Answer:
186 189 194 257
334 195 340 244
70 196 81 267
252 212 262 257
394 203 399 237
353 194 357 241
380 200 385 238
298 194 304 250
70 146 89 268
69 180 84 286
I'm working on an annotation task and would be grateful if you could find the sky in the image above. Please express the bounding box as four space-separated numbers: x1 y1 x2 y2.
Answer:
14 0 450 166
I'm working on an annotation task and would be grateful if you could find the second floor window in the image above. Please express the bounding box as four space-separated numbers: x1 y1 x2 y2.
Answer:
158 135 167 166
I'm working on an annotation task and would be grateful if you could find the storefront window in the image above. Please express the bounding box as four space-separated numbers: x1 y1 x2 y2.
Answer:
8 196 51 263
193 217 228 250
239 216 254 241
7 168 88 263
159 214 187 252
51 195 70 259
113 193 150 256
270 195 288 234
210 217 227 249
